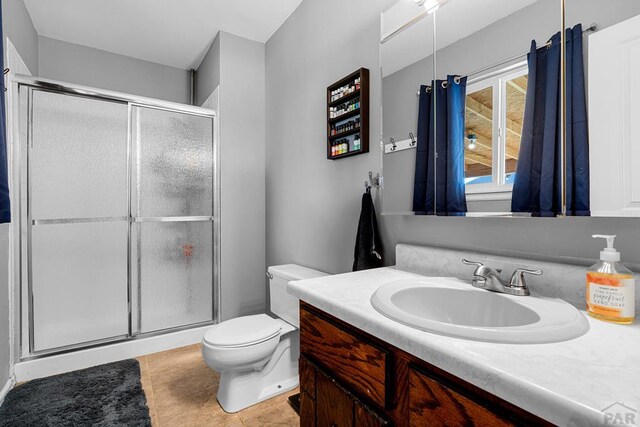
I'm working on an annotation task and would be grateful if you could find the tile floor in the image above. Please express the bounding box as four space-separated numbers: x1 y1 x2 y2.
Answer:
137 344 300 426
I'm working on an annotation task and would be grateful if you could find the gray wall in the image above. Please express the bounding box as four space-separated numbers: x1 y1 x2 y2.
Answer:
197 32 266 320
266 0 389 274
195 33 220 106
265 0 640 278
1 0 38 393
2 0 37 73
38 36 191 104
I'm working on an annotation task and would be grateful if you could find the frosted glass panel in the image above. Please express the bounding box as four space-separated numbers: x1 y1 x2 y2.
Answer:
31 91 128 219
31 223 129 351
139 221 213 332
133 107 213 217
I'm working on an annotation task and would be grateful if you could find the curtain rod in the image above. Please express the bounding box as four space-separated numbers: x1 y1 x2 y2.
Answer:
415 24 597 95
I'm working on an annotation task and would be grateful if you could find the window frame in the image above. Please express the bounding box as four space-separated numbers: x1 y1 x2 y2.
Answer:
464 62 528 202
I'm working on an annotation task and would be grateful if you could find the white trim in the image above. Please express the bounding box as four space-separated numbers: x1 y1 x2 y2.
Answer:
464 211 513 217
14 324 210 382
466 190 512 202
0 375 15 407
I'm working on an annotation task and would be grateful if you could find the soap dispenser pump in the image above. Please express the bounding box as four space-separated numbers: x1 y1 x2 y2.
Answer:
587 235 635 324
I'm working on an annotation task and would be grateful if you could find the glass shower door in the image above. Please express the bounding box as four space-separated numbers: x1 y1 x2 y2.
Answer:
29 90 130 352
132 106 214 333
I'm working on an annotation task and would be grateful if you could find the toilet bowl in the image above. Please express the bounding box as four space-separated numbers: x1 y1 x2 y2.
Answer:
202 264 328 413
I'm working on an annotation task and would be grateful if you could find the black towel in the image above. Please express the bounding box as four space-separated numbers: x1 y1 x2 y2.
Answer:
353 189 384 271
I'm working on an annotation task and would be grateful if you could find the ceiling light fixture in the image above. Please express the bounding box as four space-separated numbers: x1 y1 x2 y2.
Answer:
467 134 477 150
414 0 446 14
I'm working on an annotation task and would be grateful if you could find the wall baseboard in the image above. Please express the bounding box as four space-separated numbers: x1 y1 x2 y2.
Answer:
14 325 210 382
0 375 16 407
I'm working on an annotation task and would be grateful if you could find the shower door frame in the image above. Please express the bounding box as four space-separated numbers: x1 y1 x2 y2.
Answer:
11 75 221 360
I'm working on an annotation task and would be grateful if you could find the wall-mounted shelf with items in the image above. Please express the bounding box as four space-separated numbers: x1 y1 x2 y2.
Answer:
327 68 369 160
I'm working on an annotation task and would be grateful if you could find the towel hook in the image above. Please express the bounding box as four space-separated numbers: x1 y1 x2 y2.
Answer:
389 138 396 151
369 172 380 187
409 132 416 147
365 172 381 192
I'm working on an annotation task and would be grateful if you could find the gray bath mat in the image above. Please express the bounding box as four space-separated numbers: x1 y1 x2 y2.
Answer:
0 359 151 427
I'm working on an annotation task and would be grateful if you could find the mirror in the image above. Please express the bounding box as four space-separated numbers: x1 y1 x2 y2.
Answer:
380 0 435 215
381 0 640 218
564 0 640 216
433 0 559 217
382 0 562 216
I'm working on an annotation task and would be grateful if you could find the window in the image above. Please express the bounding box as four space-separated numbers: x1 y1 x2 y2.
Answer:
464 64 528 200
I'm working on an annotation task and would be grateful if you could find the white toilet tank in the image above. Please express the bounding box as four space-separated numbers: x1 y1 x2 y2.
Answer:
267 264 328 327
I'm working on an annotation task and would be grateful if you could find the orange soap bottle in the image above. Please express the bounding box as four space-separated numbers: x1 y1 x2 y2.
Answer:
587 235 636 324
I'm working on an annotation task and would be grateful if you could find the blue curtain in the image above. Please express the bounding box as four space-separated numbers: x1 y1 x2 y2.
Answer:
444 75 467 215
512 25 590 216
565 24 590 216
0 2 10 223
412 85 433 214
412 76 467 215
512 32 563 216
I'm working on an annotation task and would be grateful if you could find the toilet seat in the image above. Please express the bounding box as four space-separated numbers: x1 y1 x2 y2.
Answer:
204 314 282 348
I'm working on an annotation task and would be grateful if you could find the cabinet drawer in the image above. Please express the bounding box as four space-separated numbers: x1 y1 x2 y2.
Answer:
300 306 388 408
409 367 514 427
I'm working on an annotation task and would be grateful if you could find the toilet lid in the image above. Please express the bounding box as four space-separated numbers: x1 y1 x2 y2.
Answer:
203 314 282 347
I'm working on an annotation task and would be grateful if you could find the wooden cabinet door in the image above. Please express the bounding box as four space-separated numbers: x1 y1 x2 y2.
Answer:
355 402 389 427
316 371 355 427
301 390 316 427
409 367 514 427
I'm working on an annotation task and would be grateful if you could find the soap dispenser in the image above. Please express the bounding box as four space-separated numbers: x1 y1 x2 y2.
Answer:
587 235 635 324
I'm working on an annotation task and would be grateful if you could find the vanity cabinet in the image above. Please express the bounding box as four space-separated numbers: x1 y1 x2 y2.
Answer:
300 356 389 427
299 302 552 426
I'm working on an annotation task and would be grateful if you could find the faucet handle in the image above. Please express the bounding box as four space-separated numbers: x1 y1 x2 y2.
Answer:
462 259 487 278
510 268 543 288
462 259 484 268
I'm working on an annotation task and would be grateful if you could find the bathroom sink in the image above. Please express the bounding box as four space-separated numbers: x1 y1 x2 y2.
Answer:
370 278 589 344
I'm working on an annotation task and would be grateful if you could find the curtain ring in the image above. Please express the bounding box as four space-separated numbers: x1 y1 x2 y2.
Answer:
441 81 448 88
426 86 432 93
453 75 461 84
3 68 9 75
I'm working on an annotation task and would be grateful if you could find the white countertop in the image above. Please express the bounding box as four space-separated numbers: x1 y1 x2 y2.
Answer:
288 267 640 427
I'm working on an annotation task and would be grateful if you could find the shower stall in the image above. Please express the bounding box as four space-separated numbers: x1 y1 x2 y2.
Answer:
11 76 219 357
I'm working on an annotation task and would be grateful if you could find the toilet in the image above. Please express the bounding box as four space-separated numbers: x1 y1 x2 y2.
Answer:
202 264 328 413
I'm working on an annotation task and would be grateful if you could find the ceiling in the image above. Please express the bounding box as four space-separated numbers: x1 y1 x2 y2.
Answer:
23 0 303 70
381 0 539 76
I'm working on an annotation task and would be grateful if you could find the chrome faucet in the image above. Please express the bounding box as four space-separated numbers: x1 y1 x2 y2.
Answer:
461 259 542 296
